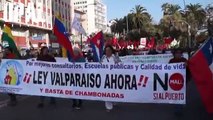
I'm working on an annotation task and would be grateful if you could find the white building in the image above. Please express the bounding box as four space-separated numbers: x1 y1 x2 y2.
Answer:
0 0 52 49
0 0 52 30
0 0 75 50
52 0 74 34
73 0 107 35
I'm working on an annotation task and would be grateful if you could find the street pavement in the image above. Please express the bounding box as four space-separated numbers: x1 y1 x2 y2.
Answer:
0 80 212 120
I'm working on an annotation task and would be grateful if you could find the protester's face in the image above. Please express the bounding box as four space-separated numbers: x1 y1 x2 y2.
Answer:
4 48 11 55
106 47 113 57
42 48 48 55
174 50 182 58
34 52 38 57
0 52 3 59
74 50 80 56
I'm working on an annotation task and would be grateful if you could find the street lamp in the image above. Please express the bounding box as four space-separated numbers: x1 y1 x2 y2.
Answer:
126 14 129 34
206 4 213 36
178 20 191 48
78 2 96 50
183 0 186 10
181 0 192 48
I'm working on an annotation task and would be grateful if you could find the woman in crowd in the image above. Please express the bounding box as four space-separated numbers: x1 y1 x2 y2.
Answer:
3 47 18 106
100 45 121 112
72 47 86 109
37 46 57 108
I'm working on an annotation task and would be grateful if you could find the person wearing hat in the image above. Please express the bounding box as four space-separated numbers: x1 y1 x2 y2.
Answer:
169 48 187 63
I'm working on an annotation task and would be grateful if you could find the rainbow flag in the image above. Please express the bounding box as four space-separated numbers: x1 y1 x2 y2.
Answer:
1 22 21 58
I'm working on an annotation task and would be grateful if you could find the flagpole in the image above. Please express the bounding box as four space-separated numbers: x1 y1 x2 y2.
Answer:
80 34 83 50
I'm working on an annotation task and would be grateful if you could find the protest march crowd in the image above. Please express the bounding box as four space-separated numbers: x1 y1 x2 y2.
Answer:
0 10 212 118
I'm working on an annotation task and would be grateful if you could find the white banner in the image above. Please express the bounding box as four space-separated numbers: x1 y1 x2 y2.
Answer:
0 60 186 104
140 38 147 46
120 54 188 63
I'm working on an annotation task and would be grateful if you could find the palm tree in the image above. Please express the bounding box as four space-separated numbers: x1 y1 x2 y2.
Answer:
130 5 151 30
186 3 206 29
162 3 170 15
161 3 181 15
184 4 206 47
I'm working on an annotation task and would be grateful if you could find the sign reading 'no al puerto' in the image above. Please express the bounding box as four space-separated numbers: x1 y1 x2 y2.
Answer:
0 60 186 104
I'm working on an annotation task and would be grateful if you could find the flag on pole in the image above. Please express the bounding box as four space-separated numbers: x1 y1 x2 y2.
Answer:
72 15 86 35
53 14 75 61
1 22 21 58
90 31 104 62
147 37 156 48
189 37 213 113
61 47 67 58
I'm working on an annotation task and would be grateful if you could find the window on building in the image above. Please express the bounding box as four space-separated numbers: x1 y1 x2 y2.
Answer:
55 4 57 11
42 13 46 20
47 0 50 8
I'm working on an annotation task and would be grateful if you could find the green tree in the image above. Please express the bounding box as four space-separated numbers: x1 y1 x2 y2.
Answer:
186 3 206 29
161 3 181 15
131 5 151 30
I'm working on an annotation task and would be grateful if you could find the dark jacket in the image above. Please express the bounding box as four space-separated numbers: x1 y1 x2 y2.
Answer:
37 54 56 62
4 53 17 59
169 57 187 63
148 50 159 55
169 57 190 83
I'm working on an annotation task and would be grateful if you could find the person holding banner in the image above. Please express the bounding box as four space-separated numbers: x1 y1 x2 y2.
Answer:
169 49 187 63
170 48 190 83
36 46 57 108
3 47 18 106
72 47 86 110
148 48 159 55
100 45 121 112
169 48 189 117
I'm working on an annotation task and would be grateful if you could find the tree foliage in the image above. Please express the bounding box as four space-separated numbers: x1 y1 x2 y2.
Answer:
110 3 209 48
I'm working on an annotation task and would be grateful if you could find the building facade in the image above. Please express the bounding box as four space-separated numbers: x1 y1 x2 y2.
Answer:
0 0 74 51
0 0 52 49
73 0 107 35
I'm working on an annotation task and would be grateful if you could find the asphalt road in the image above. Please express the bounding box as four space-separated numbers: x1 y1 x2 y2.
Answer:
0 80 212 120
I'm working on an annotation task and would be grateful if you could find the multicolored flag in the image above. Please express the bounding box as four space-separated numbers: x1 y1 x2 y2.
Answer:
189 37 213 113
90 31 104 62
147 37 156 48
53 15 75 61
1 22 21 58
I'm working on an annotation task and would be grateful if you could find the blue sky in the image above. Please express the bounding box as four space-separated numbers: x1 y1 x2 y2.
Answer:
103 0 212 23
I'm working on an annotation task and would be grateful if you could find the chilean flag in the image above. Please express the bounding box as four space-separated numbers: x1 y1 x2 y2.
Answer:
90 31 104 62
189 37 213 113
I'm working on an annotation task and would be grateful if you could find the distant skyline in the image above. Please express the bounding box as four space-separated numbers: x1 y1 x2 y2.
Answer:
103 0 212 23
